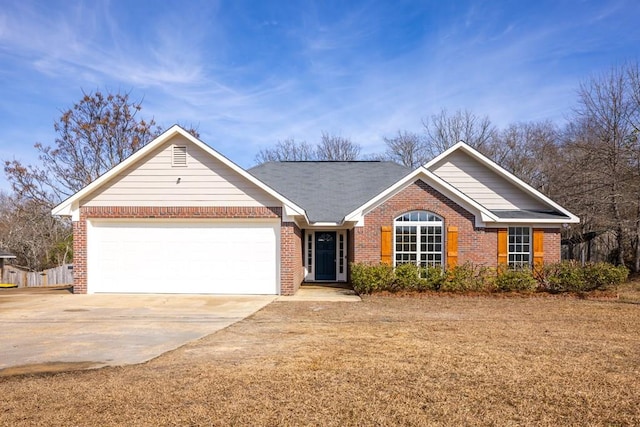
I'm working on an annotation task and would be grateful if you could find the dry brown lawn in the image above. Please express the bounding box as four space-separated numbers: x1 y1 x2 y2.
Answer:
1 291 639 426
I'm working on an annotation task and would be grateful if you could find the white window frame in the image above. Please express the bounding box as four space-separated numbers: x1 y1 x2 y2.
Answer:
508 226 531 268
305 232 314 280
393 211 443 267
304 230 347 282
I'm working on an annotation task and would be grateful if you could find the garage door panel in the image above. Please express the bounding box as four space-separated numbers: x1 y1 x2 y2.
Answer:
88 220 279 294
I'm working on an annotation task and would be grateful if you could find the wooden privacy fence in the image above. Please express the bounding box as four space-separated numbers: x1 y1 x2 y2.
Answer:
1 264 73 287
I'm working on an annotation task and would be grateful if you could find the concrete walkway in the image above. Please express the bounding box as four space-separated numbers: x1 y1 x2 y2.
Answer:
0 291 274 373
277 285 361 302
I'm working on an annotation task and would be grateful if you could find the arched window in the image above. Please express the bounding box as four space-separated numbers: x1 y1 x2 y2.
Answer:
394 211 443 267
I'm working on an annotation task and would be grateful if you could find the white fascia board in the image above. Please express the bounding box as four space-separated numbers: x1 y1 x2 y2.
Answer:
296 220 357 230
51 201 72 217
342 169 418 222
282 203 307 219
282 207 310 225
423 141 468 169
307 222 341 227
51 200 80 220
490 217 578 225
425 141 580 223
51 125 308 222
343 167 498 227
484 222 570 229
52 125 186 217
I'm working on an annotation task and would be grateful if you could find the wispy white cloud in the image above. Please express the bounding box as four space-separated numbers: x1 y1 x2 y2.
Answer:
0 0 211 88
1 0 640 181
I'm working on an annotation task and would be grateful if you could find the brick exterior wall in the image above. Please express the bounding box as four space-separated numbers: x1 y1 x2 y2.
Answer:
353 180 559 267
72 219 87 293
71 189 563 295
72 206 303 294
543 228 562 263
280 222 304 295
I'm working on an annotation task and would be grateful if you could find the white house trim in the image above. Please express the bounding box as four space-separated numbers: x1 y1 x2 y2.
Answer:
343 167 498 228
425 141 579 223
303 229 348 282
52 125 308 222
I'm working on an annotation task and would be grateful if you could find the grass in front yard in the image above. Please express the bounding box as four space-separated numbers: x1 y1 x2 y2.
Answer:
617 276 640 303
1 296 639 426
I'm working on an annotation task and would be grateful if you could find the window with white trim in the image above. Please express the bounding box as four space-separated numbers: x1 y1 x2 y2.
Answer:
307 233 313 273
338 233 345 275
508 226 531 268
394 211 443 267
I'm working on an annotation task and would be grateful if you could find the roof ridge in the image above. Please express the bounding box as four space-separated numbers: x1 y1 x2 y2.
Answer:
277 160 383 163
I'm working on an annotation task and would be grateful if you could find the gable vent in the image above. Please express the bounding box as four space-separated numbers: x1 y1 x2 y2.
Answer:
172 145 187 167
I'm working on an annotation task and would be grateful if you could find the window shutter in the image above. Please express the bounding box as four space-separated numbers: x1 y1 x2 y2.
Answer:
497 228 508 265
447 226 458 268
381 226 392 265
533 229 544 265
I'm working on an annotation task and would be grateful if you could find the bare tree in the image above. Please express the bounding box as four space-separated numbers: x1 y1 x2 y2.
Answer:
423 108 497 158
493 120 560 193
4 89 163 205
560 63 640 268
1 89 184 270
316 132 361 160
0 192 71 271
254 138 315 163
383 130 428 169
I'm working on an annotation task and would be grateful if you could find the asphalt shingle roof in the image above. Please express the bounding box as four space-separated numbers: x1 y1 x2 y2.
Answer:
490 210 570 220
249 161 411 223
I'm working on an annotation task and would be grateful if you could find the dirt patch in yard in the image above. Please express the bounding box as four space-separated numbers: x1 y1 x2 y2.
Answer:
1 296 638 426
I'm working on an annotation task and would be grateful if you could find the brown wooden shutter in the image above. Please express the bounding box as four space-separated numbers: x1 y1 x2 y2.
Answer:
381 226 393 265
446 226 458 268
497 228 508 266
533 229 544 266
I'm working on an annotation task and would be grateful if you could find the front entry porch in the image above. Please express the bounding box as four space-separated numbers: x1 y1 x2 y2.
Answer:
303 230 348 282
277 283 360 301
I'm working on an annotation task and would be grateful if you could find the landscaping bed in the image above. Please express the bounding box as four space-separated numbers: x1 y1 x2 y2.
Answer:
351 261 629 296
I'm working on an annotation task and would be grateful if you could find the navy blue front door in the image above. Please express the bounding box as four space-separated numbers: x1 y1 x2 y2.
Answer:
315 232 336 281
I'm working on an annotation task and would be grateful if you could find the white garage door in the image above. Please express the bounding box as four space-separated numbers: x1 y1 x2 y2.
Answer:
87 220 280 294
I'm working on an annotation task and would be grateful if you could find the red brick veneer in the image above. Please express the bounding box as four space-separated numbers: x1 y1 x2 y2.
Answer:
353 180 563 267
354 180 495 266
542 228 562 263
280 222 304 295
72 206 302 295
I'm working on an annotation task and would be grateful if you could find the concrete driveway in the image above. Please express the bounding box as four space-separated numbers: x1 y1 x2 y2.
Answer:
0 289 274 373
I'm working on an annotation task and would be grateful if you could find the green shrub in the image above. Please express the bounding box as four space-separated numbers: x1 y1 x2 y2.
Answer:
541 261 586 293
540 261 627 293
350 261 628 295
440 263 495 293
495 267 538 292
394 263 428 291
350 263 394 294
580 262 628 291
421 265 446 291
350 262 443 293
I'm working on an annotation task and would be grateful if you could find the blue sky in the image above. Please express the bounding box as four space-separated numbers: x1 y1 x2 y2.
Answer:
1 0 639 192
